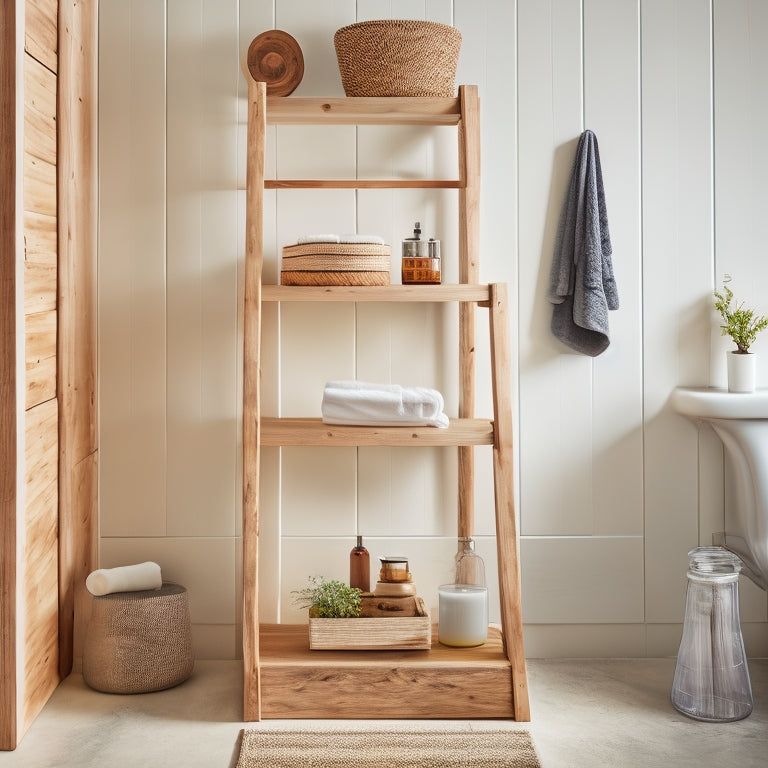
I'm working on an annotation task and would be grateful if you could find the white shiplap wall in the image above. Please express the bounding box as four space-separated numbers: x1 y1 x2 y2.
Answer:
97 0 768 660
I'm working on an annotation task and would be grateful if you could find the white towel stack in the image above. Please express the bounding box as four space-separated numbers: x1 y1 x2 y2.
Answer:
85 561 163 596
321 380 449 428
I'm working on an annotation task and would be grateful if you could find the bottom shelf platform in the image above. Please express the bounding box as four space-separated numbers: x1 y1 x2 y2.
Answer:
257 623 519 719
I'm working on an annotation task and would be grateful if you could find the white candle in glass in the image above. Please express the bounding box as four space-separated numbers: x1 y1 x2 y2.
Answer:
438 584 488 647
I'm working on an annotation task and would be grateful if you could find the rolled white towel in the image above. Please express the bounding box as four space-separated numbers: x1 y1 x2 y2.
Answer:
296 234 340 244
85 561 163 596
322 380 449 428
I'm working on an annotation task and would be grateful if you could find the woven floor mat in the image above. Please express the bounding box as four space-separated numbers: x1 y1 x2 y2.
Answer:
236 727 540 768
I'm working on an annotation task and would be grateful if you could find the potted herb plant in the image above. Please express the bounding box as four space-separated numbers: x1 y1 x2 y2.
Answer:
714 275 768 392
292 576 362 618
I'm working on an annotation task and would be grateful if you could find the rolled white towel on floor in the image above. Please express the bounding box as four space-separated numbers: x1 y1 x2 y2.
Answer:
85 561 163 596
322 380 449 428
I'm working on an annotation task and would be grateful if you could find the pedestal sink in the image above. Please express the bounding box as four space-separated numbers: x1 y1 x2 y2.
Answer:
671 387 768 591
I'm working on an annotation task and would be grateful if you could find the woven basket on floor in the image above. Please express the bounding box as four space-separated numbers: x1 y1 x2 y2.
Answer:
333 20 462 97
82 582 194 694
281 242 391 286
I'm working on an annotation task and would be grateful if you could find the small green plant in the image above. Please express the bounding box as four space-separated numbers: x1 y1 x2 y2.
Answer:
292 576 362 618
714 275 768 354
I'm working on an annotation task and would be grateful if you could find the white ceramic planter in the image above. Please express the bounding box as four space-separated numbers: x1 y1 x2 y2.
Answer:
727 351 756 393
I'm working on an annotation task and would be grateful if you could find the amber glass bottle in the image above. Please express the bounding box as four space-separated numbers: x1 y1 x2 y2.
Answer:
349 535 370 592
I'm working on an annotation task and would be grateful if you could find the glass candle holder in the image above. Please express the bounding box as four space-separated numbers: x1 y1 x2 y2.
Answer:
438 584 488 647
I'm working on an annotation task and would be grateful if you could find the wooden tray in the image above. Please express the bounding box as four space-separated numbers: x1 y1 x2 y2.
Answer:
309 598 430 650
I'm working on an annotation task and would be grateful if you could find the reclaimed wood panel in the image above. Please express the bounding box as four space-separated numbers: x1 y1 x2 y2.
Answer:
25 310 56 409
25 0 58 73
24 260 56 315
24 54 56 165
23 151 56 217
24 211 56 263
22 398 60 734
59 0 99 671
1 0 19 748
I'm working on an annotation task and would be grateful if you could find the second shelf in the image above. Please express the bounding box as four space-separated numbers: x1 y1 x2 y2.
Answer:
260 417 494 447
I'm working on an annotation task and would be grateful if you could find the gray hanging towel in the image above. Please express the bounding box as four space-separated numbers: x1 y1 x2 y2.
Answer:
548 129 618 356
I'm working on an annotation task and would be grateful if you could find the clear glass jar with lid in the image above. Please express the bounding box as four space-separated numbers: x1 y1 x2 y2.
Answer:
671 546 753 722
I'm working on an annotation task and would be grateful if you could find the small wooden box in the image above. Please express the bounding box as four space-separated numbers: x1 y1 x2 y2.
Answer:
308 598 430 650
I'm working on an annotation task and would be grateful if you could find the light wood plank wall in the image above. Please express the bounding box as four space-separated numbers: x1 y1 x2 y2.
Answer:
97 0 768 661
1 0 60 750
2 0 97 750
20 0 60 742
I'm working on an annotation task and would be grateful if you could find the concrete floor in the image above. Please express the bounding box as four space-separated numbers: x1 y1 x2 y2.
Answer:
0 658 766 767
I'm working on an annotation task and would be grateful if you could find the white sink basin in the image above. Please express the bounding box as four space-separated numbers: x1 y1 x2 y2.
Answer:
671 387 768 419
672 386 768 591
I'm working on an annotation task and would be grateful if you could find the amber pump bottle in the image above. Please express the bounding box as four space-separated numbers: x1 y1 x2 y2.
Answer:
349 535 370 592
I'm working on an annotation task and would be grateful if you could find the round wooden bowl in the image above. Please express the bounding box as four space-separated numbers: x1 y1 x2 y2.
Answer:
247 30 304 96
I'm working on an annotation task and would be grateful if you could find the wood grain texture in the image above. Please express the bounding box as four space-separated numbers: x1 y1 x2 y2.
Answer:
23 151 56 217
22 399 60 732
243 78 266 722
262 284 490 303
23 211 56 262
260 418 494 447
24 54 56 165
25 310 56 409
259 624 515 719
25 0 57 73
247 29 304 96
266 179 461 189
457 85 481 540
488 283 529 721
58 0 98 676
23 260 56 315
309 616 431 650
266 96 461 125
1 0 19 748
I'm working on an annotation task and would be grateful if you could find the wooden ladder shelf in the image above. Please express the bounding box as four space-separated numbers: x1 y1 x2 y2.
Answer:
243 80 529 722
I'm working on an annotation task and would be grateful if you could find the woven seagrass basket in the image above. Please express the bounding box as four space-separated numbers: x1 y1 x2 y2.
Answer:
333 20 462 97
281 242 391 286
82 582 194 694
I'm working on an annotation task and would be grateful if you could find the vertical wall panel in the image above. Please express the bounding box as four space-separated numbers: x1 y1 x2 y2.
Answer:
517 0 595 539
166 0 240 538
583 0 643 538
641 0 715 624
98 0 167 537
